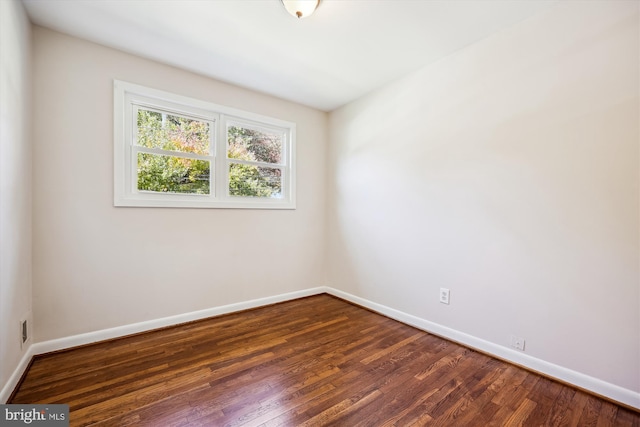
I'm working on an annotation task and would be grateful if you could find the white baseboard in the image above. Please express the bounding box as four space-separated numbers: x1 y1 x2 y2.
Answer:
324 287 640 410
2 287 327 403
32 287 328 355
3 285 639 410
0 345 36 404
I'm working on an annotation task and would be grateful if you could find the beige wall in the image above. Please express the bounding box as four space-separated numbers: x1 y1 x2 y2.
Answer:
328 1 639 392
32 27 327 342
0 0 32 395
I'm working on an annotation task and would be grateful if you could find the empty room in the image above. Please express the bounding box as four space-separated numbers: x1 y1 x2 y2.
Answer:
1 0 639 425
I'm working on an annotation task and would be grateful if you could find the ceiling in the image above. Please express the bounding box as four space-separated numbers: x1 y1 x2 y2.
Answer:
22 0 557 111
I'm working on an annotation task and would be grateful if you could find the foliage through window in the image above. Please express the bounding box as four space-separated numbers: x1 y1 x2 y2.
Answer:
227 124 284 198
114 81 296 209
136 109 212 195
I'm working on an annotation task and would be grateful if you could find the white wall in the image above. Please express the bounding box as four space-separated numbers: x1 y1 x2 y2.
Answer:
0 0 32 397
328 0 639 394
32 27 327 342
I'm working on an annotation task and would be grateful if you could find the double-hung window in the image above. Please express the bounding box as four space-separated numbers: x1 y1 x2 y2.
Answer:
114 80 296 209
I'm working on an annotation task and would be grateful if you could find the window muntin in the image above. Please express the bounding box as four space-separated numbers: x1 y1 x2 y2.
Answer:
114 80 296 209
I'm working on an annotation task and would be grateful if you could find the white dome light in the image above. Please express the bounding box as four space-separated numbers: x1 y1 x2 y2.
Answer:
281 0 320 19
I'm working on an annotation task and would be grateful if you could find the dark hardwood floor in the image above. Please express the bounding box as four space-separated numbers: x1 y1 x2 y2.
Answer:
9 294 639 426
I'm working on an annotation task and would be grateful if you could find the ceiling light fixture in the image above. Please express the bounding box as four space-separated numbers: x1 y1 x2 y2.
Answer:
281 0 320 19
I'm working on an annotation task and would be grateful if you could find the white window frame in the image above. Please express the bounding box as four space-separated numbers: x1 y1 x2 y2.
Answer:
114 80 296 209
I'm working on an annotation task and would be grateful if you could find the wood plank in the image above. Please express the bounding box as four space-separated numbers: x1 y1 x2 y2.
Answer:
9 294 639 426
506 398 537 425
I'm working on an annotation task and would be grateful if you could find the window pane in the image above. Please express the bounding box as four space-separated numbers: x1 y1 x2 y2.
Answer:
227 125 282 164
137 152 210 194
137 109 210 155
229 163 282 198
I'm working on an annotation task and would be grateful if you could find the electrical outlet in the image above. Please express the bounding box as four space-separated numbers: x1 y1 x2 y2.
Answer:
20 319 29 349
439 288 450 305
510 335 525 351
